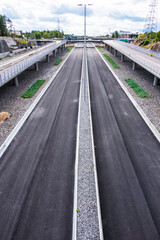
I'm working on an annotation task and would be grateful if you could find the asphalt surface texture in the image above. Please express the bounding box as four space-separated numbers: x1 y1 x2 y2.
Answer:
0 48 82 240
88 47 160 240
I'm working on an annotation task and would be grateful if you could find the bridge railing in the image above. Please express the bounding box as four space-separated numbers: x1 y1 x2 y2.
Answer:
0 40 66 87
115 39 160 60
104 40 160 79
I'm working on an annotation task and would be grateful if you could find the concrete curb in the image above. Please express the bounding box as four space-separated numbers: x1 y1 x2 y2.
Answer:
0 47 75 158
72 48 83 240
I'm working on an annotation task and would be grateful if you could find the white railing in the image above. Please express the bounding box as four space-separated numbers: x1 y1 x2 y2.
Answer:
104 40 160 79
115 39 160 60
0 40 66 87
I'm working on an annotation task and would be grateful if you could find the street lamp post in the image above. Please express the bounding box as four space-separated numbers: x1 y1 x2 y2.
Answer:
78 3 92 100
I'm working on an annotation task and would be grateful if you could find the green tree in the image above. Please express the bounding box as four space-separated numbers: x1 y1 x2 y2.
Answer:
35 32 42 39
0 15 7 36
43 32 50 39
25 32 31 39
50 31 55 38
114 31 119 38
156 31 160 41
24 29 65 39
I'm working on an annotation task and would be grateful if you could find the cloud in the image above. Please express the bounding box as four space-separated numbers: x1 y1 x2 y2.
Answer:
38 17 60 23
109 12 145 22
51 4 93 16
0 0 153 35
1 5 21 19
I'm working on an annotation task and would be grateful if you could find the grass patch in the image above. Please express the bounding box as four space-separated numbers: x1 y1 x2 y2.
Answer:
125 78 151 98
21 80 45 98
103 54 120 69
67 46 74 52
96 46 104 52
53 59 62 66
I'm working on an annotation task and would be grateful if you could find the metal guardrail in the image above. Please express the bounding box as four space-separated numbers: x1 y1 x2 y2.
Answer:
103 40 160 79
0 40 66 87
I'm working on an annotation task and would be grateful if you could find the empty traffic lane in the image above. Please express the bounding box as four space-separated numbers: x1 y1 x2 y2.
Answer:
0 48 82 240
88 47 160 240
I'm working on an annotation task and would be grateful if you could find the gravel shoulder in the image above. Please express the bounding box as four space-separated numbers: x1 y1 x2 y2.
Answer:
96 45 160 131
0 47 70 146
76 55 101 239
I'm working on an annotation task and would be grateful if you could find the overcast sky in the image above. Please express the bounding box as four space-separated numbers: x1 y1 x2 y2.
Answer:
0 0 158 35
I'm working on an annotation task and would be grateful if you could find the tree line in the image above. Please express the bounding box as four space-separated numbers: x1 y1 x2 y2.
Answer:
0 14 64 39
0 15 12 36
24 30 64 39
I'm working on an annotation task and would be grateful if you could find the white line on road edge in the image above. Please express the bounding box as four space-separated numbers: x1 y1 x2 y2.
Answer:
95 46 160 143
72 49 83 240
0 47 75 158
87 50 104 240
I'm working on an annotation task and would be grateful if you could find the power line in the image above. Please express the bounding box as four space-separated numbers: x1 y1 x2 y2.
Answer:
144 0 158 33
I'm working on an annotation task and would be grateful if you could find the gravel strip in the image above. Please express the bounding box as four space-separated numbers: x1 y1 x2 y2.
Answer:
96 45 160 131
0 47 70 146
76 60 100 239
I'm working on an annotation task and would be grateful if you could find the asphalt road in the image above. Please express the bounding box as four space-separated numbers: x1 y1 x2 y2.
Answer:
0 48 82 240
88 47 160 240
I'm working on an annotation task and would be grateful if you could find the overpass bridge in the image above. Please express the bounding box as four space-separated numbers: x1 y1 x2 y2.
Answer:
0 40 66 87
103 40 160 86
1 38 160 88
68 37 112 44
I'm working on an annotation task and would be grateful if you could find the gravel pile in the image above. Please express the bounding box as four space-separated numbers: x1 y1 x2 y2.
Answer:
99 46 160 131
0 48 69 146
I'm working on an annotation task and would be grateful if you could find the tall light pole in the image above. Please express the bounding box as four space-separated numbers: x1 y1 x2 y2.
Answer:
78 3 93 100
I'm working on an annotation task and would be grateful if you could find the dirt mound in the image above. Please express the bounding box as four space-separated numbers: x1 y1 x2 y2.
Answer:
0 112 11 125
151 42 160 52
0 39 9 53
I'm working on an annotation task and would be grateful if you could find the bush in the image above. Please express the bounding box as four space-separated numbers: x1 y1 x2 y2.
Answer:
21 80 45 98
103 54 120 69
53 59 62 66
125 78 151 98
143 39 149 46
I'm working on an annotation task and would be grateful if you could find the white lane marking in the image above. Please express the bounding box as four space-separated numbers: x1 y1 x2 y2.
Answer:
87 46 104 240
0 48 75 158
95 46 160 143
72 49 83 240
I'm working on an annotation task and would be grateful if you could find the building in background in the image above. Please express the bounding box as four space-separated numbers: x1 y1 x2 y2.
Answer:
14 30 23 36
118 30 138 38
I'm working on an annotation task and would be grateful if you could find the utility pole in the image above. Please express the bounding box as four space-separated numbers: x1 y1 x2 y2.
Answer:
144 0 158 33
78 3 92 100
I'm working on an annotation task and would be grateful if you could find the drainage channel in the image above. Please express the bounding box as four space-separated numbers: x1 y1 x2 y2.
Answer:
72 47 104 240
